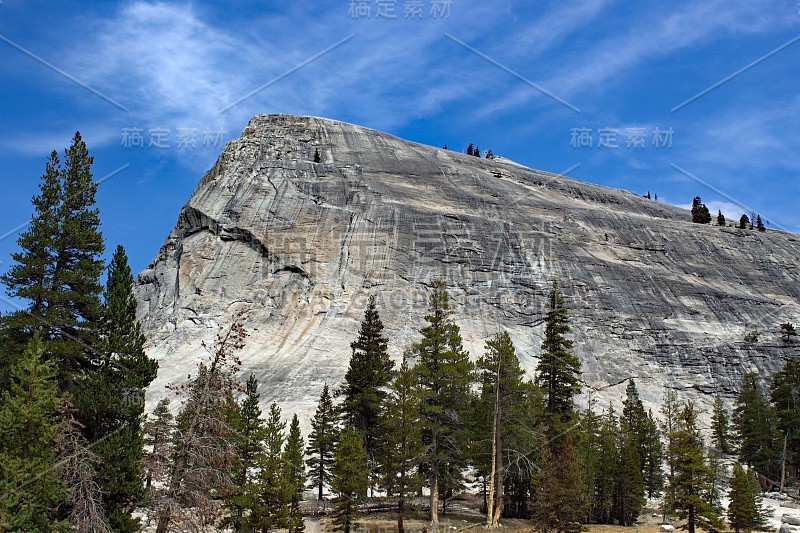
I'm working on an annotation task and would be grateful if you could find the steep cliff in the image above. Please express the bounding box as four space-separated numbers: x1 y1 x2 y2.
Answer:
135 114 800 420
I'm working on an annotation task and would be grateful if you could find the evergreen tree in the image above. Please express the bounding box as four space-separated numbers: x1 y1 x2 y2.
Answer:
143 398 174 491
727 462 766 533
660 389 681 517
616 426 646 526
666 401 723 533
691 197 712 224
532 433 586 532
330 428 370 533
467 144 474 156
224 373 265 532
337 295 393 487
409 279 474 525
535 281 581 435
716 210 725 226
780 322 797 343
710 396 732 454
380 356 424 533
476 330 527 527
306 384 339 501
75 245 158 532
755 215 765 231
0 335 65 531
770 356 800 483
739 214 750 229
1 133 105 390
255 403 291 530
642 410 665 498
474 145 481 157
283 414 306 533
314 148 321 163
733 373 780 480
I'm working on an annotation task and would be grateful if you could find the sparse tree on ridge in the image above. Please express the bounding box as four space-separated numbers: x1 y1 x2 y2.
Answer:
691 196 712 224
739 214 750 229
716 210 725 226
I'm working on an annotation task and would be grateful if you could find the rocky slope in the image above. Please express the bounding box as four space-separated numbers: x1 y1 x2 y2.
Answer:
135 114 800 422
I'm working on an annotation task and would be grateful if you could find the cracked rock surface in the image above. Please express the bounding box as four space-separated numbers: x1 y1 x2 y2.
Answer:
136 114 800 424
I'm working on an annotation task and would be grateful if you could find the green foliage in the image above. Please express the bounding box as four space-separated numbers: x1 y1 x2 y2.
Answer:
734 373 780 480
711 396 732 454
755 215 765 231
535 281 581 434
532 433 586 533
409 279 474 522
337 295 393 483
780 322 797 343
666 401 723 533
727 462 766 533
306 384 339 501
75 245 158 532
379 356 424 532
770 356 800 477
1 133 105 390
224 374 265 532
283 414 306 533
739 214 750 229
691 196 712 224
255 402 291 530
0 335 66 531
331 428 370 533
716 210 725 226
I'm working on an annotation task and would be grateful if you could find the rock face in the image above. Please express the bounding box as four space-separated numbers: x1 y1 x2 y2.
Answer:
135 114 800 422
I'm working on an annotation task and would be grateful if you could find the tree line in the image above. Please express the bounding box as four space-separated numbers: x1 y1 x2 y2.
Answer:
1 134 798 532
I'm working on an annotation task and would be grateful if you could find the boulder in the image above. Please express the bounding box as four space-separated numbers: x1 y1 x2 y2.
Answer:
659 525 674 533
783 514 800 526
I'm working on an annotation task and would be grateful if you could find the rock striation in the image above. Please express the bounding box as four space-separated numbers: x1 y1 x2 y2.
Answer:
135 114 800 422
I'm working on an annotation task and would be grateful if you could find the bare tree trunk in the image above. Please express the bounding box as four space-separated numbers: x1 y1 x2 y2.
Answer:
781 430 789 493
430 473 439 525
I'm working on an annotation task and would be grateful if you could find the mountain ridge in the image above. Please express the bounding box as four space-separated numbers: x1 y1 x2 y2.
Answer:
135 113 800 424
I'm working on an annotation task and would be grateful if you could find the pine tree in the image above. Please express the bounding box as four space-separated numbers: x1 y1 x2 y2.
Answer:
727 462 766 533
380 356 424 533
337 295 393 487
616 427 646 526
224 373 265 532
733 373 780 480
467 144 474 156
306 384 339 502
409 279 474 525
331 428 370 533
691 197 712 224
710 396 732 454
477 331 527 527
75 245 158 532
1 133 105 390
283 414 306 533
660 389 681 518
770 356 800 484
0 334 65 531
755 215 765 231
255 402 291 530
666 401 723 533
780 322 797 343
739 214 750 229
533 433 586 532
143 398 175 491
716 210 725 226
535 281 581 435
642 410 665 498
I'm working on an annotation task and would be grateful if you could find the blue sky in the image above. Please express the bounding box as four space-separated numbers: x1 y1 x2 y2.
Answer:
1 0 799 309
